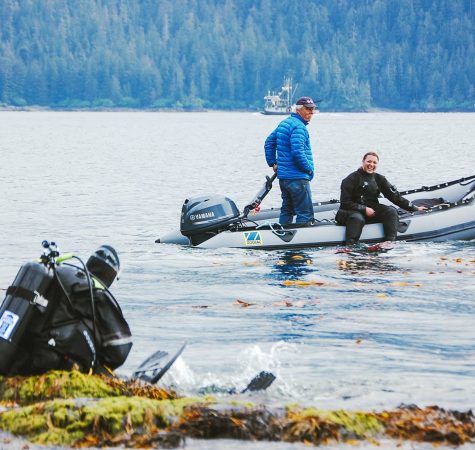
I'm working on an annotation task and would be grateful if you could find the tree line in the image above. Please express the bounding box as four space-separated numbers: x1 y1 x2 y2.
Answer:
0 0 474 111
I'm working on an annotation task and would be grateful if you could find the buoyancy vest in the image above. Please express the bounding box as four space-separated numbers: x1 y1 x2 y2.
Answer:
8 263 132 375
57 265 133 370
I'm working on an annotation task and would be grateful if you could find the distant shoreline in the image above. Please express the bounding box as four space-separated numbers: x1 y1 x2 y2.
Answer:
0 105 474 113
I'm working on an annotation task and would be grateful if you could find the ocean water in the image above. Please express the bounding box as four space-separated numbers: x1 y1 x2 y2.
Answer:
0 111 474 449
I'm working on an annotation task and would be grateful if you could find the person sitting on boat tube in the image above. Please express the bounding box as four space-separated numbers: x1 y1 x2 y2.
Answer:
264 96 317 225
335 152 427 245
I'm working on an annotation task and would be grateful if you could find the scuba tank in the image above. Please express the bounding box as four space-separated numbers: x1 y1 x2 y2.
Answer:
0 261 54 374
1 241 131 376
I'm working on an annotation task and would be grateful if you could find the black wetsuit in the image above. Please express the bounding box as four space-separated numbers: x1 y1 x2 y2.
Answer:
335 168 418 244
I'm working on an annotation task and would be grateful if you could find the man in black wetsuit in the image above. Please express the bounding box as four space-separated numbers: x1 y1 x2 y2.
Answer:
335 152 427 245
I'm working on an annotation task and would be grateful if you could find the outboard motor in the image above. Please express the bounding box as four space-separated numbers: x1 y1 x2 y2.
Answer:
180 194 240 245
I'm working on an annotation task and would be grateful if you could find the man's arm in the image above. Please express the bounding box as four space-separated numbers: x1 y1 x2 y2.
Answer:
378 175 421 212
264 130 277 167
340 173 366 212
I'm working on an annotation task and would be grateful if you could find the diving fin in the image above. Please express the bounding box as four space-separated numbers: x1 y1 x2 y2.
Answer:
335 247 354 254
133 349 169 376
132 342 186 384
336 241 394 255
241 370 276 393
365 241 394 252
197 371 276 395
149 342 187 384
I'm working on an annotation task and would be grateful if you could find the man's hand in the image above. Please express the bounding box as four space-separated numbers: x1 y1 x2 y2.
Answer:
272 164 277 173
365 207 376 217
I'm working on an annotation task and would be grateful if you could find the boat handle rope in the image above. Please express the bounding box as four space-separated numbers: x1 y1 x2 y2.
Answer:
462 188 475 202
256 221 287 237
420 196 473 213
315 218 337 224
422 203 451 212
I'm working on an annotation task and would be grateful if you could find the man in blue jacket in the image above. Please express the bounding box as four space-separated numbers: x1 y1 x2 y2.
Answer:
264 96 316 224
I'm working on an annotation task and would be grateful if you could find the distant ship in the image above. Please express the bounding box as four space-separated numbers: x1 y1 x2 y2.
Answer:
261 77 295 115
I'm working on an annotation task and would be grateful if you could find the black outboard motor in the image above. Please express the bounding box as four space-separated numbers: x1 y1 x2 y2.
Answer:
0 261 54 374
180 194 240 245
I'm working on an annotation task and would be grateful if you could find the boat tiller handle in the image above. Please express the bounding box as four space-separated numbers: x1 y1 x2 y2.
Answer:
242 173 277 218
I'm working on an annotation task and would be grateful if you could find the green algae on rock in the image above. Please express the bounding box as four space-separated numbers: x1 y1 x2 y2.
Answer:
0 372 474 448
378 405 475 446
0 396 214 447
0 370 176 405
0 371 119 404
283 406 384 444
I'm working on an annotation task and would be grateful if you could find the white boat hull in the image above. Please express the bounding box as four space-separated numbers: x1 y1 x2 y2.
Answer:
157 175 475 249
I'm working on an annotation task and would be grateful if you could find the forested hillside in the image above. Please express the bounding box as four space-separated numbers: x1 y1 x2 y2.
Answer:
0 0 474 111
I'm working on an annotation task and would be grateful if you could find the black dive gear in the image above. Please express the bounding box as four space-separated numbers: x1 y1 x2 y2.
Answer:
86 245 120 288
336 169 418 244
0 262 54 374
339 169 417 213
0 242 132 376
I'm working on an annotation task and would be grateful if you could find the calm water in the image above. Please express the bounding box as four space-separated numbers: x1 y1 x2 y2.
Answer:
1 111 475 449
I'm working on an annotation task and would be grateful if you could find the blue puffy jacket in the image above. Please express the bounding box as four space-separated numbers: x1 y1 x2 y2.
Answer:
264 113 314 180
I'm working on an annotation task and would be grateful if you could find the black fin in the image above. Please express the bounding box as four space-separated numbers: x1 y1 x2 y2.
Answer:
133 350 169 377
149 342 187 384
241 371 276 393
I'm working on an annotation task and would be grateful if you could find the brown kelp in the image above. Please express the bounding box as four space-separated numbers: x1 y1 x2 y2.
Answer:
0 371 474 448
0 370 176 404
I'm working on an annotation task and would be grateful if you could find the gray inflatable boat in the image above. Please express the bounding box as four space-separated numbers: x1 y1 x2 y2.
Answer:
156 174 475 250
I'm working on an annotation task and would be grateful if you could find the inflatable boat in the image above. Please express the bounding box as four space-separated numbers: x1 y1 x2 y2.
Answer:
156 175 475 250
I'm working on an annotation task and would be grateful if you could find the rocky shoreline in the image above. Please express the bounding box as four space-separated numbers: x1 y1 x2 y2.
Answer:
0 371 474 448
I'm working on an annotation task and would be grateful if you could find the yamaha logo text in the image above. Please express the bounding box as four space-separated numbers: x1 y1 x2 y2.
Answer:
190 212 215 221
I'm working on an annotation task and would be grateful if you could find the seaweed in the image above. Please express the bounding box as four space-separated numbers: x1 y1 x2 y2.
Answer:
0 371 176 404
0 371 474 448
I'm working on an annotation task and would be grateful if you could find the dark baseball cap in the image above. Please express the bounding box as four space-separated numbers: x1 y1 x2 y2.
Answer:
296 96 317 108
